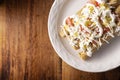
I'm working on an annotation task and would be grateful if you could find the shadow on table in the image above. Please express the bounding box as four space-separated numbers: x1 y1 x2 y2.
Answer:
101 66 120 80
78 66 120 80
0 0 3 3
0 0 4 5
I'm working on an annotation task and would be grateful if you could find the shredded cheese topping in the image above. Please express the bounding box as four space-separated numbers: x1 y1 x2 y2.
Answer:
60 0 118 57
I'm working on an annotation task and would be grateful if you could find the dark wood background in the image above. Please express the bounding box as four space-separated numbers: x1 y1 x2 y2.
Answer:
0 0 119 80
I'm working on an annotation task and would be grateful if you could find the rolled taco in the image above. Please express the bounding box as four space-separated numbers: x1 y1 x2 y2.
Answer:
59 0 120 60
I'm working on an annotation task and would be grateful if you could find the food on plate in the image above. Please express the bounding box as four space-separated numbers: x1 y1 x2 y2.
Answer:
59 0 120 60
109 0 120 6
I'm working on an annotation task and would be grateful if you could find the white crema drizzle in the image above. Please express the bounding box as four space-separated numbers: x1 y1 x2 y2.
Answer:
62 1 117 57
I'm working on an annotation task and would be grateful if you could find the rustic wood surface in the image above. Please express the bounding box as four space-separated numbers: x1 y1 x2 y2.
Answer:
0 0 119 80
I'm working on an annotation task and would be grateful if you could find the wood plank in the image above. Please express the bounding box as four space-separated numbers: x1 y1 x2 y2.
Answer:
0 0 119 80
62 61 120 80
0 0 6 79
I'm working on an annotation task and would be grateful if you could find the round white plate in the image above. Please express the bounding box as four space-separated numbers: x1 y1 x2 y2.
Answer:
48 0 120 72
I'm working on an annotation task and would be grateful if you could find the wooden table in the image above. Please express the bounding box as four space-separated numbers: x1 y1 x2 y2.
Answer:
0 0 120 80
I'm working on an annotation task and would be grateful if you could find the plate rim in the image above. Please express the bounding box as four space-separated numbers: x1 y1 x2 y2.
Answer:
48 0 120 73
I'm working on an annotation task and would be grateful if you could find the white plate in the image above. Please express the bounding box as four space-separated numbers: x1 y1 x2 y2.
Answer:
48 0 120 72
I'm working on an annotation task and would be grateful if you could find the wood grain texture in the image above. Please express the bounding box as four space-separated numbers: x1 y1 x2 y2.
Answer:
0 0 119 80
